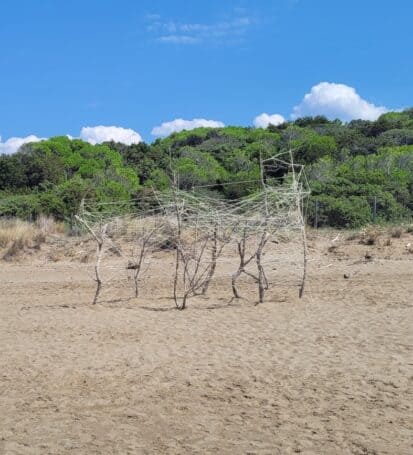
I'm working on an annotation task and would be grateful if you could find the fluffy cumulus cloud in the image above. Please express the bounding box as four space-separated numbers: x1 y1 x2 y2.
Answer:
0 134 45 155
151 118 225 137
292 82 388 121
80 126 142 145
253 113 285 128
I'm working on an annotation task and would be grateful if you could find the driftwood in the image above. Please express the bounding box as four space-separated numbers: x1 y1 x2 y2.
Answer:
75 215 108 305
231 230 269 304
288 149 308 299
200 224 232 296
171 190 213 310
128 221 162 298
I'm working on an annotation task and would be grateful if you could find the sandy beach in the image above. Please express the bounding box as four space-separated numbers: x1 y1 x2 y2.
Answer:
1 231 412 454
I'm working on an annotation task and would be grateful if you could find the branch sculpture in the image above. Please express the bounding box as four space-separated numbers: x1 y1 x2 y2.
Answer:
75 150 309 307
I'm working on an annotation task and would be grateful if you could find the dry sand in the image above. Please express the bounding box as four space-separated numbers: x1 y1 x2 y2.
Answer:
0 230 412 454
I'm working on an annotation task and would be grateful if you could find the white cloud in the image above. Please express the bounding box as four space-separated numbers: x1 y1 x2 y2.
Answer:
80 126 142 145
151 118 225 137
0 126 142 153
158 35 199 44
253 113 285 128
147 13 254 45
292 82 388 121
0 134 45 155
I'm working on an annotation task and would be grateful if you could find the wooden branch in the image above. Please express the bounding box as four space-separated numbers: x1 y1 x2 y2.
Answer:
75 215 107 305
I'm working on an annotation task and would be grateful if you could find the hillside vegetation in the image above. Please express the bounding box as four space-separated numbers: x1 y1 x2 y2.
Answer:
1 109 413 228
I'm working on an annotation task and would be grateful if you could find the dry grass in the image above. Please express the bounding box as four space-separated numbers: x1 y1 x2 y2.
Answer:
36 215 66 235
389 227 403 239
0 219 40 249
0 216 66 259
346 232 359 241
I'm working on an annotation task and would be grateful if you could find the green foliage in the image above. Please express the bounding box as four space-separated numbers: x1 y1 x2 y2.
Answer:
0 136 140 219
291 129 337 164
308 195 372 228
173 149 228 190
38 192 68 219
1 109 413 228
293 115 332 128
378 129 413 147
55 176 93 216
309 145 413 227
377 110 413 129
0 193 41 220
144 169 170 191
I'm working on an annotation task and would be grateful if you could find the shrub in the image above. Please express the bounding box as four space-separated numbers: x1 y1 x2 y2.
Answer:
0 194 41 219
308 195 372 228
38 192 68 219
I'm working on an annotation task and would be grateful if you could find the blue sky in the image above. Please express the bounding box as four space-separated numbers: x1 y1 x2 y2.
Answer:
0 0 412 150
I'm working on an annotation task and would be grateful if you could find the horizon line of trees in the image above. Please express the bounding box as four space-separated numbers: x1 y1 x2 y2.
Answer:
1 108 413 228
